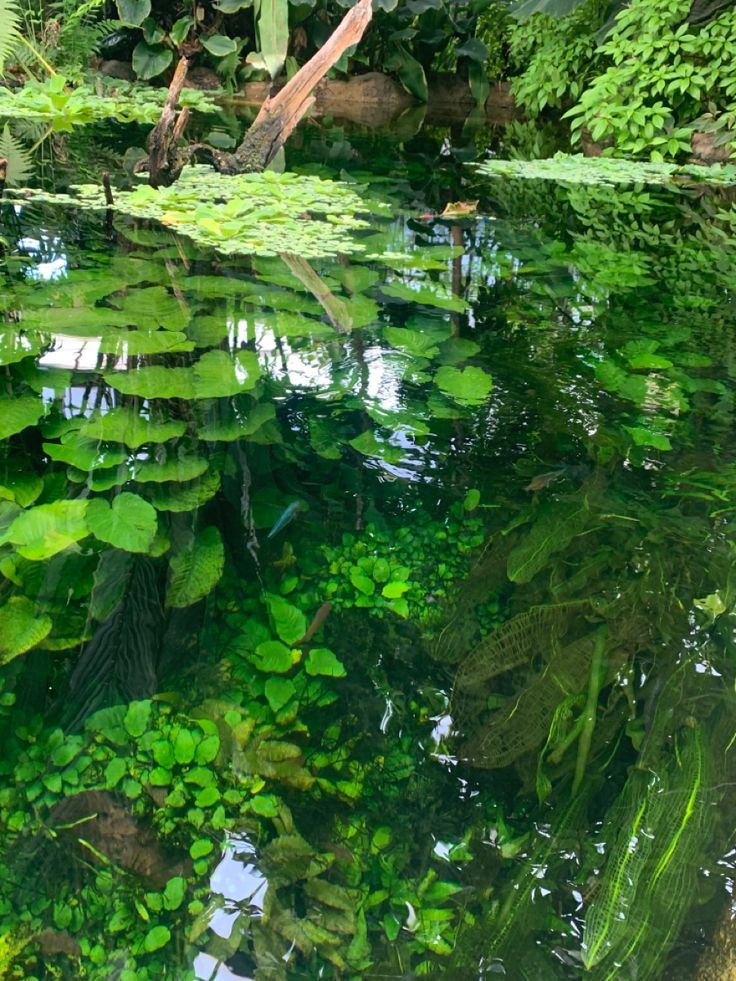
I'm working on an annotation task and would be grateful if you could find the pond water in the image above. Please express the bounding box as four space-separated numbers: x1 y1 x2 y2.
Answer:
1 116 735 981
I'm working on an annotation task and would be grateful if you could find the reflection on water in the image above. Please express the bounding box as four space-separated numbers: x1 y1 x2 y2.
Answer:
0 121 735 981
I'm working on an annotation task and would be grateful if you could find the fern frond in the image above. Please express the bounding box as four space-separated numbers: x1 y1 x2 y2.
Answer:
0 0 22 76
0 124 33 186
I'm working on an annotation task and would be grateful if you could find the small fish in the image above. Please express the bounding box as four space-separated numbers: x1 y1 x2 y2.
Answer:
267 500 305 539
525 469 566 492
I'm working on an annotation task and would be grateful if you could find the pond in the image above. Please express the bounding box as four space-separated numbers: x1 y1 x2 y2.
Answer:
1 115 735 981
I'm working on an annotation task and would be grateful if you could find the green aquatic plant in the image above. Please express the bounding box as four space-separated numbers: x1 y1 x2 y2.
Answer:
0 75 217 126
22 167 370 258
475 153 736 186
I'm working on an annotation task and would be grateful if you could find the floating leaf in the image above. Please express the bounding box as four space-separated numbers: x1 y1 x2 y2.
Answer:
166 526 224 608
434 366 492 406
0 597 52 664
87 493 158 553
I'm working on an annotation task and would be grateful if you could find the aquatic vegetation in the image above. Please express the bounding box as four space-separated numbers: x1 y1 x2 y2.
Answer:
476 153 736 186
20 167 370 258
1 120 736 981
0 75 217 126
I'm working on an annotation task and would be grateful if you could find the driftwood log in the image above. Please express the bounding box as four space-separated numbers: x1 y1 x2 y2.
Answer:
146 0 373 186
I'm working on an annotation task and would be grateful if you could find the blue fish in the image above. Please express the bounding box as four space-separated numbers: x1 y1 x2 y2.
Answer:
267 500 305 539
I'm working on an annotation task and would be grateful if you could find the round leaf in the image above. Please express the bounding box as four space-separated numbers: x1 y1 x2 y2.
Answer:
133 41 173 80
305 648 346 678
87 493 158 554
117 0 151 25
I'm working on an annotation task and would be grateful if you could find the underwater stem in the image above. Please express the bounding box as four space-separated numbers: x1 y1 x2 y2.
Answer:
572 625 607 796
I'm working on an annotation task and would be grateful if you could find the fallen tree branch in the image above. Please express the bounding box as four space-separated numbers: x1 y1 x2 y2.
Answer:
146 55 191 188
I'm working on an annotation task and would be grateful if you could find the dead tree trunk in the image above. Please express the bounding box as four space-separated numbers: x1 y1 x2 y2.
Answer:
144 0 373 184
216 0 373 174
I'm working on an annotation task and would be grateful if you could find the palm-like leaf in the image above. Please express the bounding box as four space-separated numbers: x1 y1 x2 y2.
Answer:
0 0 22 75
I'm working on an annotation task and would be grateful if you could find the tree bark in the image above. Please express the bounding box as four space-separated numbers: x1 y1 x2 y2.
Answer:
146 55 190 188
144 0 373 184
216 0 373 174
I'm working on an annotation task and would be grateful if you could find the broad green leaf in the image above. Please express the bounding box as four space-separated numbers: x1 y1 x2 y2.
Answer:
81 408 187 449
264 677 296 712
124 699 152 738
87 493 158 553
349 430 403 464
196 402 275 442
189 838 214 859
382 280 468 313
117 0 151 26
464 489 481 511
174 728 196 764
43 435 129 472
0 470 43 508
0 597 52 664
99 329 194 357
350 569 375 596
385 43 428 102
133 41 173 80
382 581 409 599
8 500 90 560
0 328 43 366
133 449 208 485
305 648 346 678
623 426 672 451
0 396 45 440
434 366 492 406
111 286 190 331
143 925 171 952
255 0 289 79
194 350 262 398
163 876 186 911
266 594 306 645
507 501 591 584
201 34 239 57
253 640 293 673
147 471 221 513
166 526 224 608
104 365 196 400
384 325 450 359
